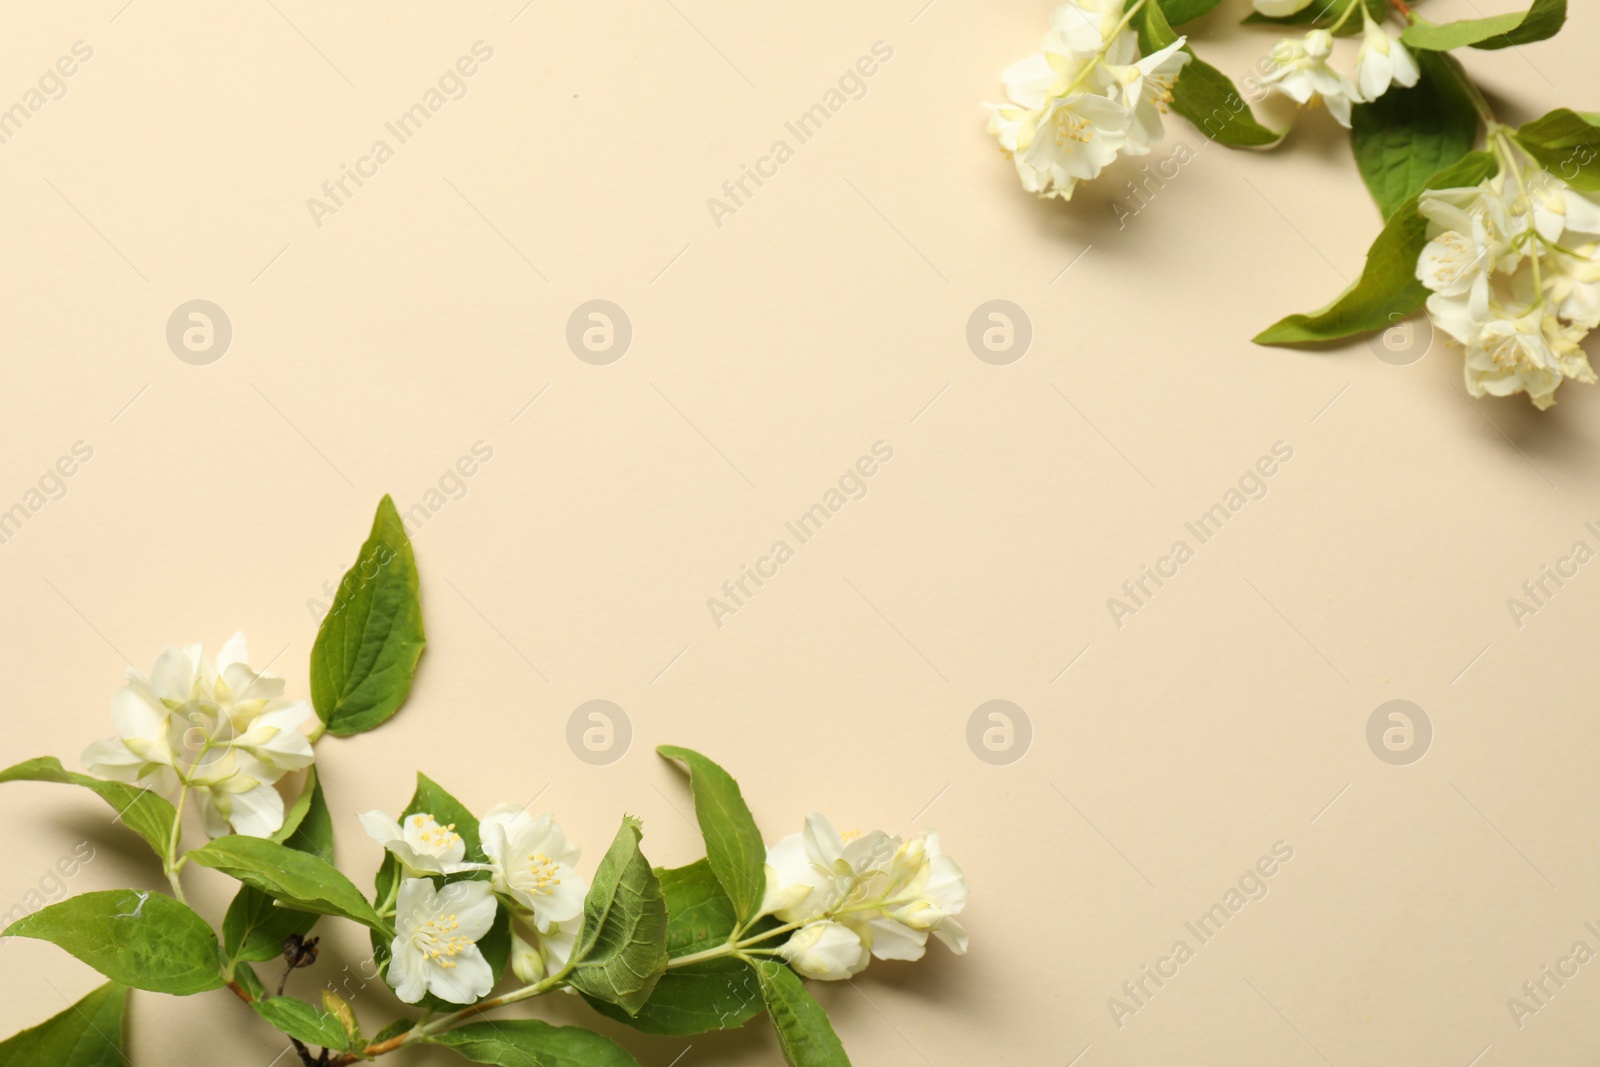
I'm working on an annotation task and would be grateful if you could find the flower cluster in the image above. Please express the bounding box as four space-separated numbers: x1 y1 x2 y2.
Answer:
81 634 314 838
1417 165 1600 408
1254 2 1419 128
364 804 589 1003
758 812 969 980
986 0 1191 200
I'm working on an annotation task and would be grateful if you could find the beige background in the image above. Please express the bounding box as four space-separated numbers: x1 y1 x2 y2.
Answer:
2 0 1598 1063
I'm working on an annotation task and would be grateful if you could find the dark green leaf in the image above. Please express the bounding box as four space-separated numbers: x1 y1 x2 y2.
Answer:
0 982 126 1067
755 961 851 1067
1402 0 1565 50
566 817 669 1016
1517 109 1600 191
1143 0 1283 148
431 1020 639 1066
1244 0 1387 35
369 1019 416 1046
224 769 335 966
1255 150 1498 345
0 757 175 855
3 891 222 995
188 835 384 932
656 746 766 924
1158 0 1224 25
583 861 771 1035
311 495 426 736
1351 51 1479 218
251 997 350 1052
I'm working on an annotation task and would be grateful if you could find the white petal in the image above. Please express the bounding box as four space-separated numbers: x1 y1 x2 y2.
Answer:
386 942 428 1003
865 917 929 962
359 810 405 845
216 631 250 672
426 945 495 1004
223 782 285 837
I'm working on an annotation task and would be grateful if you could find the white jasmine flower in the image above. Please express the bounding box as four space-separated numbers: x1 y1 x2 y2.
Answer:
1354 14 1419 102
853 832 971 962
1547 239 1600 328
387 878 499 1004
1047 0 1125 56
763 814 971 976
81 633 314 838
1018 92 1132 199
779 921 871 981
508 916 578 984
1417 172 1600 408
1253 0 1315 15
1524 179 1600 245
1462 307 1595 409
359 811 491 877
1106 37 1190 151
761 813 897 923
1260 30 1361 127
479 805 586 932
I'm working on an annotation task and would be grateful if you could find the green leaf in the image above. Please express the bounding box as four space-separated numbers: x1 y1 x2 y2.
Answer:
1351 51 1479 218
1255 149 1498 345
0 757 175 855
223 770 335 966
0 982 127 1067
431 1020 639 1066
1158 0 1224 25
3 890 222 995
755 961 852 1067
1142 0 1282 148
1244 0 1387 34
583 860 771 1035
1402 0 1566 51
656 746 767 924
567 817 669 1016
368 1019 416 1046
1517 109 1600 192
232 961 268 1000
188 835 385 932
251 997 351 1052
311 495 426 736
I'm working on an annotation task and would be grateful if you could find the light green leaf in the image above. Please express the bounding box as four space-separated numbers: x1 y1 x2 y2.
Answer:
188 835 385 932
1158 0 1224 25
567 817 669 1016
431 1020 639 1066
755 961 852 1067
1255 150 1498 345
1402 0 1566 51
583 860 771 1035
223 770 335 966
0 982 126 1067
1351 51 1479 218
1516 109 1600 191
3 890 222 995
311 495 426 736
656 746 766 924
1142 0 1282 148
1244 0 1387 34
251 997 351 1052
0 757 175 855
